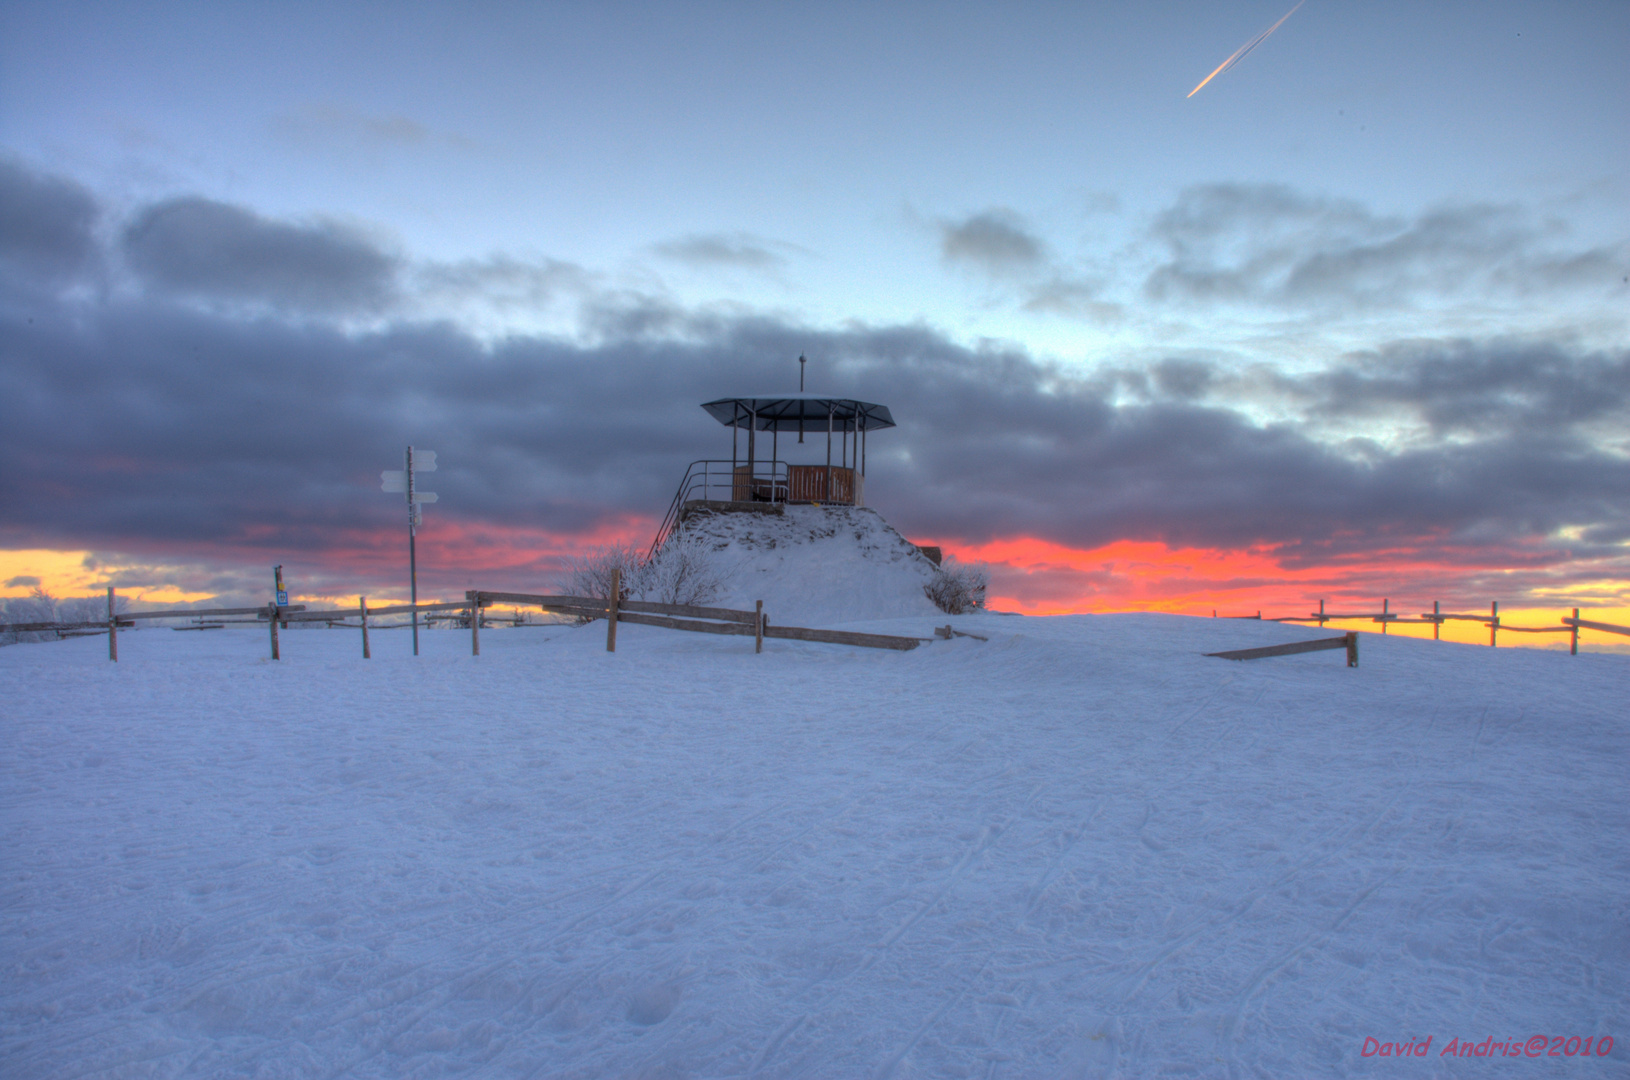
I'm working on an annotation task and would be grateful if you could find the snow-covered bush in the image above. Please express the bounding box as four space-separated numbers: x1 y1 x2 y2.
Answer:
557 535 734 612
558 544 643 602
1 588 124 646
2 589 57 645
634 533 731 607
924 559 987 615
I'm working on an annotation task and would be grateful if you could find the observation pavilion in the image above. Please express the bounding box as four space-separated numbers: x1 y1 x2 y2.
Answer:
647 394 897 555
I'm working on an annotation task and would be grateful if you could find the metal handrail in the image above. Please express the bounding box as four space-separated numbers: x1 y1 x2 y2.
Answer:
647 459 788 559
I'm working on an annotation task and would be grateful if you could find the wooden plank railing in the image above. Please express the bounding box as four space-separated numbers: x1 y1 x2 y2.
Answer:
1563 615 1630 638
1206 633 1358 667
470 590 925 653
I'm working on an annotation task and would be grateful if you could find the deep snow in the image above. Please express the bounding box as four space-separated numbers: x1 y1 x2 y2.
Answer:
3 606 1625 1078
667 504 946 625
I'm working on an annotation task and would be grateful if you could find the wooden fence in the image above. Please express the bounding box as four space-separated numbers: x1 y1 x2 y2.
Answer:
1207 632 1359 667
1213 599 1625 656
0 583 941 661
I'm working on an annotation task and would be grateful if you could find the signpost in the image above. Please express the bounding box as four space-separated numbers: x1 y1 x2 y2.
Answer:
273 565 289 628
382 447 438 656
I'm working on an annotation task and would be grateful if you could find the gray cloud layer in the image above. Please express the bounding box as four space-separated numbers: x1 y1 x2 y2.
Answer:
3 162 1626 598
1144 183 1628 310
122 197 399 313
939 185 1625 327
0 158 100 290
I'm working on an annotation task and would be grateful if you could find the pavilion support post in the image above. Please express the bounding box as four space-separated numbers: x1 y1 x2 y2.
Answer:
771 426 778 499
747 408 756 491
360 596 371 658
1571 607 1579 655
732 405 739 473
826 404 834 503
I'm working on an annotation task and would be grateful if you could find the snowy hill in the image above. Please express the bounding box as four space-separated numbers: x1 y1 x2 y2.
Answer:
669 503 945 625
2 611 1625 1077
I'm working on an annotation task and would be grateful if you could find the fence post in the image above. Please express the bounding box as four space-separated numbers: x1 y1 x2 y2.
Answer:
1381 598 1389 634
1433 600 1440 640
360 596 371 659
1317 598 1325 628
1571 607 1579 656
268 603 280 660
468 591 481 656
1489 601 1498 647
755 600 763 654
606 569 620 653
107 586 118 662
1345 632 1358 667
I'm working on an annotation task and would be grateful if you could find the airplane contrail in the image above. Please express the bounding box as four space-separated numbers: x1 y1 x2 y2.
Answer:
1187 1 1304 98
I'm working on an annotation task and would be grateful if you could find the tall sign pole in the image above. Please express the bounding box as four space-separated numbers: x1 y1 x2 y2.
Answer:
381 447 437 656
407 447 420 655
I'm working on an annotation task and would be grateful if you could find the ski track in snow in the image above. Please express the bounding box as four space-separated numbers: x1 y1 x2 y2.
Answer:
1 612 1626 1078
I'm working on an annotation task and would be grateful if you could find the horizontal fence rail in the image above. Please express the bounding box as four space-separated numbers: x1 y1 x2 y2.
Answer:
1564 616 1630 639
3 585 948 660
471 590 928 654
1206 633 1359 667
12 587 1626 662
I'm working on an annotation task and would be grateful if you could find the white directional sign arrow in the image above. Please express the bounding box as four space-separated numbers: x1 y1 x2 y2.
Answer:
381 470 407 492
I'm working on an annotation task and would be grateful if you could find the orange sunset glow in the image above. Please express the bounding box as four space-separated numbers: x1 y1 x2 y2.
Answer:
8 524 1627 654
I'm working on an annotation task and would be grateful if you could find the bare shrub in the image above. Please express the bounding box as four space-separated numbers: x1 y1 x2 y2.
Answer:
558 544 642 602
635 533 731 607
924 559 987 615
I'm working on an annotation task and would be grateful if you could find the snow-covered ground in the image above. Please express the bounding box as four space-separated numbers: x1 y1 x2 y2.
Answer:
667 504 945 625
3 608 1624 1078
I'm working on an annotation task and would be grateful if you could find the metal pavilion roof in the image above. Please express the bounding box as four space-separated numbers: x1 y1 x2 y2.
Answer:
700 395 896 433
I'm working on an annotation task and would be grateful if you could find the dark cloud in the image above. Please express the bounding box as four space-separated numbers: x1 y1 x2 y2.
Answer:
940 210 1045 274
0 158 99 289
122 197 398 313
5 575 42 588
4 283 1625 575
654 233 794 271
940 210 1121 321
1294 339 1630 438
1144 183 1627 309
3 169 1626 605
1151 359 1214 400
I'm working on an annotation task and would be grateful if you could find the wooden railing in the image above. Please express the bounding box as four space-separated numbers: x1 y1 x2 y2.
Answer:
1 585 940 660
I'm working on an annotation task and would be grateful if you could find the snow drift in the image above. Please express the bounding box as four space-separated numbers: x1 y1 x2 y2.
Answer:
665 503 947 625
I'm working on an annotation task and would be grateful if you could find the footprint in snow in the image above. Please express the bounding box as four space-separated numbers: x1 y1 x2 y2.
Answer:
628 983 682 1025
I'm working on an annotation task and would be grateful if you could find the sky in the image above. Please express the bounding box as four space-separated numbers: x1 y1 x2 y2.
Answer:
2 0 1627 633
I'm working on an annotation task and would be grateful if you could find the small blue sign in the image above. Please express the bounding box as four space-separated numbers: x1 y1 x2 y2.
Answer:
276 590 288 606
